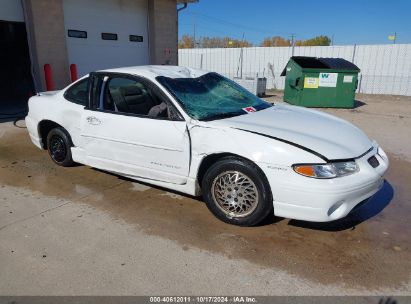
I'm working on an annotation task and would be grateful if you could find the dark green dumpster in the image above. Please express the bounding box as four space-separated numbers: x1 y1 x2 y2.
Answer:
281 56 360 108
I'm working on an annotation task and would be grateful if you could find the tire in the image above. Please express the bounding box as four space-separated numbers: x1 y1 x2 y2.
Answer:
46 127 75 167
202 157 273 226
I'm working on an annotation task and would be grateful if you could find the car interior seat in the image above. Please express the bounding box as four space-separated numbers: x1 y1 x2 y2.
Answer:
148 102 168 117
119 85 156 115
109 88 129 112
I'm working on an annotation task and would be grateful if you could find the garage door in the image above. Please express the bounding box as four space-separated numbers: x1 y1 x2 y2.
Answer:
63 0 149 77
0 0 24 22
0 0 34 102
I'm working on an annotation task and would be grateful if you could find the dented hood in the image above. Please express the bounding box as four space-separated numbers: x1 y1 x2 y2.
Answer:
208 104 372 160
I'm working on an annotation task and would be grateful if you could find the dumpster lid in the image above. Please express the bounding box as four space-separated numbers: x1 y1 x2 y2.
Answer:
318 57 360 70
281 56 360 76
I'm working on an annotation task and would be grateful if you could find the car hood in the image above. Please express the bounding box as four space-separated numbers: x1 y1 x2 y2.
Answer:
208 104 372 161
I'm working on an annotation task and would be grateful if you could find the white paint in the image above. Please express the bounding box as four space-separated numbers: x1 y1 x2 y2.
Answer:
81 110 190 185
319 73 338 87
210 104 372 159
0 0 24 22
25 66 389 224
63 0 149 77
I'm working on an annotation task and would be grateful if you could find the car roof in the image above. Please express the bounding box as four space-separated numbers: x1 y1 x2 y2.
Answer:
97 65 208 81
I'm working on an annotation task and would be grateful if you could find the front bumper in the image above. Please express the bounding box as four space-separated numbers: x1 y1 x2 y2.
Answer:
262 143 389 222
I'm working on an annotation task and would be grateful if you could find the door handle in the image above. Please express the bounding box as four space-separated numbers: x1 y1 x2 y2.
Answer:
86 116 101 125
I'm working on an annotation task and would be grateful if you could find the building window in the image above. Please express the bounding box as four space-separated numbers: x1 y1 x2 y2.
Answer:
101 33 118 41
68 29 87 39
129 35 143 42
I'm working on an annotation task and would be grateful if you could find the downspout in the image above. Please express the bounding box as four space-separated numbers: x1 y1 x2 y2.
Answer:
177 2 189 65
177 3 188 13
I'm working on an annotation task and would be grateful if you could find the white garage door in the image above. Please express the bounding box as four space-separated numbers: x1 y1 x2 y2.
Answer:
63 0 149 77
0 0 24 22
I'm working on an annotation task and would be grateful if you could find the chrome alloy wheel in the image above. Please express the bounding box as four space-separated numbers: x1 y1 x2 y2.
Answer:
211 171 259 218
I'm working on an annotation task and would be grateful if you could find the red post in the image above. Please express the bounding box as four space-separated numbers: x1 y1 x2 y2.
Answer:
44 64 54 91
70 64 78 82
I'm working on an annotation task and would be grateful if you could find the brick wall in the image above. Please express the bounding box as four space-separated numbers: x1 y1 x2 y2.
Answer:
149 0 178 65
23 0 70 91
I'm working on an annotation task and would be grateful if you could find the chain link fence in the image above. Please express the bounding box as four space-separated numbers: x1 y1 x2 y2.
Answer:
178 44 411 96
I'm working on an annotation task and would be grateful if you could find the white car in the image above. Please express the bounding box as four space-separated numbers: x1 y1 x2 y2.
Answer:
26 66 389 226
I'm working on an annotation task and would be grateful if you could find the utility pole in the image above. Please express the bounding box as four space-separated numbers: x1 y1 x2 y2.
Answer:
389 32 397 44
331 34 335 46
290 34 295 56
239 32 245 79
193 15 196 48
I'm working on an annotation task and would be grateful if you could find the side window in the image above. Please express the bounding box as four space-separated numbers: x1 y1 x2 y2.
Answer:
104 77 169 118
64 78 89 106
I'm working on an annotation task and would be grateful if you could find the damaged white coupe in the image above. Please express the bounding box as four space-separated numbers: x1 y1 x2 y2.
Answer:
26 66 389 226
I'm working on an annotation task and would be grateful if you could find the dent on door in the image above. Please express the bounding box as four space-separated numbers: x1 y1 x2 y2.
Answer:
86 115 101 125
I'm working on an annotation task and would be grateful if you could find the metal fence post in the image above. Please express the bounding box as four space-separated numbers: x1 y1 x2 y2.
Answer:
352 44 357 62
240 48 243 79
358 74 362 94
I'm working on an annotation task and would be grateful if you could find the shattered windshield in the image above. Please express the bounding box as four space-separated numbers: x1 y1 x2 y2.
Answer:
156 72 272 121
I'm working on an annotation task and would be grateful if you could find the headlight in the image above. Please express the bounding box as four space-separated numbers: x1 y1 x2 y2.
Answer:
293 161 359 179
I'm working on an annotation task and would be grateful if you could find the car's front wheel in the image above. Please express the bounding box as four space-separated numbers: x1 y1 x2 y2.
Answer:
46 127 75 167
202 157 273 226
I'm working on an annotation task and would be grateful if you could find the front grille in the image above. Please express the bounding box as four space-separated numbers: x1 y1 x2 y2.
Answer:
368 155 380 168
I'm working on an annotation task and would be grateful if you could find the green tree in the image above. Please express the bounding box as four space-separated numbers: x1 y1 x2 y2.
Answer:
296 35 331 46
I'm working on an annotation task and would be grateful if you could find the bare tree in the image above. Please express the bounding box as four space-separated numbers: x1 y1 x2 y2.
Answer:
261 36 291 47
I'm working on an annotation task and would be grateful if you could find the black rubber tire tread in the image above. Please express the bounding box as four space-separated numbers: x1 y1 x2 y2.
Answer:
46 127 75 167
202 156 273 226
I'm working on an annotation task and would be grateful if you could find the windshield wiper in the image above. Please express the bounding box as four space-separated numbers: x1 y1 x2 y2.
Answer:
202 111 245 121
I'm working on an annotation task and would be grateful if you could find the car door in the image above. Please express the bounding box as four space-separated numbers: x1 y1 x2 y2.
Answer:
80 72 190 185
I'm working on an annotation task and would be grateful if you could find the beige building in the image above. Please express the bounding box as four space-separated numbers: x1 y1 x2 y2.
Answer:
0 0 195 100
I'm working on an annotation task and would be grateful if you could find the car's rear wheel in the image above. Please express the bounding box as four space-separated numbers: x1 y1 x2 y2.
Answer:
202 157 273 226
46 127 75 167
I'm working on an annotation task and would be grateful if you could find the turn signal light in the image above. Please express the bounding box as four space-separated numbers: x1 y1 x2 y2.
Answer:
294 165 315 177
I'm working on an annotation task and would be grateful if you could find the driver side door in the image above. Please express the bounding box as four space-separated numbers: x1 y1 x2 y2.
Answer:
80 72 191 185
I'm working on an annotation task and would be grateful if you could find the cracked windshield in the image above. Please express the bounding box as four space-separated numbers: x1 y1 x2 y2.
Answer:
157 72 272 121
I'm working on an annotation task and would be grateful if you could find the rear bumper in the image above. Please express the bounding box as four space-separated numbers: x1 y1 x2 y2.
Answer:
25 116 43 149
263 143 389 222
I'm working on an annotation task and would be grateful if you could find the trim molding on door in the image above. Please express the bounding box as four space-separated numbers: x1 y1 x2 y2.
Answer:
80 134 184 152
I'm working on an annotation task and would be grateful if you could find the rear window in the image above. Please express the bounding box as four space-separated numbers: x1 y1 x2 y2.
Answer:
64 78 89 106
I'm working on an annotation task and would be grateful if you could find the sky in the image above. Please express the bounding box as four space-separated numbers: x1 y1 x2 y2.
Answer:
178 0 411 46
